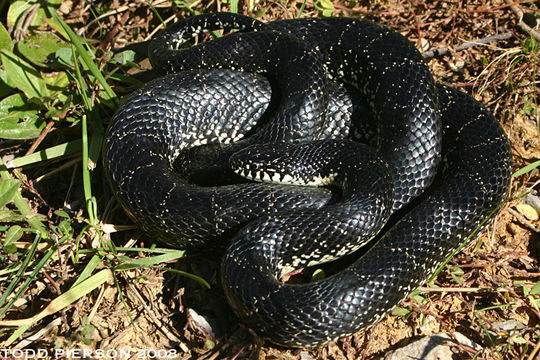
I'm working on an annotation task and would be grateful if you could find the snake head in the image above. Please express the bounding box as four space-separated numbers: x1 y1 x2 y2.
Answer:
229 143 308 185
229 142 344 187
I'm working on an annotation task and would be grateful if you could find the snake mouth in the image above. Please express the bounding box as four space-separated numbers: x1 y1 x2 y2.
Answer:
232 165 298 185
229 143 340 186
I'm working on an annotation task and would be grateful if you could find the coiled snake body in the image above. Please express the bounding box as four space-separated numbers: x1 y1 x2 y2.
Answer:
105 13 512 347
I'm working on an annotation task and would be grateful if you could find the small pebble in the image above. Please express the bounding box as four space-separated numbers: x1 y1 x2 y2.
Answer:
299 351 315 360
515 203 539 221
381 332 480 360
492 320 526 332
187 308 220 338
523 192 540 213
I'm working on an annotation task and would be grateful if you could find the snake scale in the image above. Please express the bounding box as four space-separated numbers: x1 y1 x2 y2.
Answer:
104 13 512 347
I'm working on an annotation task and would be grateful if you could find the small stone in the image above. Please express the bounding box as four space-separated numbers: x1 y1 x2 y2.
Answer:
492 320 526 332
299 351 315 360
449 59 465 73
523 192 540 212
419 38 431 52
381 332 480 360
417 315 440 335
187 308 220 338
59 1 73 14
515 203 539 221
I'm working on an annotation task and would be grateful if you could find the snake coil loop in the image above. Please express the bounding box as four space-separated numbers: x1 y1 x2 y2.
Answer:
105 13 512 347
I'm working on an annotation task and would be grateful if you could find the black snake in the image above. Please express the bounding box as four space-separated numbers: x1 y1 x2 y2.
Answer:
104 13 512 347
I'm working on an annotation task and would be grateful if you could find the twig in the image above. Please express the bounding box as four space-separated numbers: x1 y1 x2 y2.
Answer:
528 337 540 360
423 32 514 59
34 156 81 183
14 2 41 41
144 14 177 41
88 280 109 323
127 282 188 349
25 120 55 156
418 286 510 293
12 317 62 349
76 5 132 36
505 0 540 42
76 0 171 36
508 208 540 233
107 316 143 346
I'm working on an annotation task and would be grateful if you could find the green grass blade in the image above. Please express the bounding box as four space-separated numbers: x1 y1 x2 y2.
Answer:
114 251 186 271
3 325 31 347
428 200 507 283
69 39 100 224
109 262 134 324
150 266 211 288
0 269 113 328
297 0 308 18
113 251 209 287
46 5 117 105
512 160 540 178
4 140 82 168
77 246 186 255
71 44 92 107
81 114 96 224
144 0 164 24
88 118 104 171
0 234 44 318
230 0 238 13
72 254 102 287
